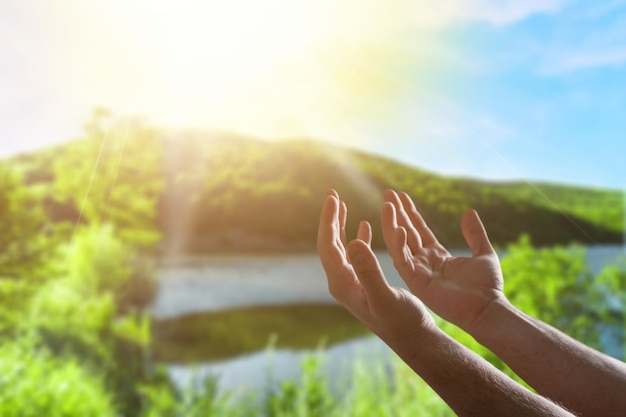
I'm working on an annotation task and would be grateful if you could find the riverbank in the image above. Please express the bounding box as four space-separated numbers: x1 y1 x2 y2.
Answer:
150 245 624 319
150 252 409 319
151 244 625 400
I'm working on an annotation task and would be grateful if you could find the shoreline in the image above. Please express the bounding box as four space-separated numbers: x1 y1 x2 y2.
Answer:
150 245 625 319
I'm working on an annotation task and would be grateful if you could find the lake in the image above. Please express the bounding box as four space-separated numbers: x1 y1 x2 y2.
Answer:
150 245 625 395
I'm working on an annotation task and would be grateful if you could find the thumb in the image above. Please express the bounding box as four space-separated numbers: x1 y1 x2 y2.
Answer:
461 209 495 257
347 240 391 298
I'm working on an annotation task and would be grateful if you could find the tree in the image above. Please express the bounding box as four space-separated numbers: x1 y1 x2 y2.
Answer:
53 108 164 248
0 163 50 278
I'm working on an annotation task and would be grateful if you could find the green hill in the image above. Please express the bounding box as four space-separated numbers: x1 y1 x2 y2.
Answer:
5 116 624 253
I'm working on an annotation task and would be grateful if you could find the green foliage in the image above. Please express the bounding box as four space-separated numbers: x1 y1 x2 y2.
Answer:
432 236 626 392
57 223 158 315
0 342 116 417
331 354 453 417
0 223 157 415
0 162 52 278
159 137 346 252
142 348 450 417
0 279 36 335
264 355 336 417
28 278 117 361
0 163 64 339
343 353 452 415
8 128 622 253
30 224 153 340
156 136 622 251
1 127 161 415
493 182 624 234
53 108 164 248
186 351 452 417
352 151 623 247
62 223 134 294
1 114 624 415
138 374 247 417
34 224 154 412
501 236 625 353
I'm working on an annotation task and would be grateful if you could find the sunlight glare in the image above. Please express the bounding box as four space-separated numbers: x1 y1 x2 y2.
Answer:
100 1 331 135
78 0 429 144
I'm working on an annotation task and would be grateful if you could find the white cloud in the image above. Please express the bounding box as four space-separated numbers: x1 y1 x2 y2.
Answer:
538 11 626 74
542 47 626 73
527 2 626 74
456 0 564 25
0 0 571 158
395 0 565 28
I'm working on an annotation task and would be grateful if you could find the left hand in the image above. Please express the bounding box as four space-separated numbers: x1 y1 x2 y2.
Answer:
316 189 436 349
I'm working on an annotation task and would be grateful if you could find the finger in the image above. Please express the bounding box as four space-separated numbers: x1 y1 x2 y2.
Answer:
356 220 372 246
339 200 348 248
318 191 374 322
326 188 339 199
398 192 439 247
461 209 495 257
390 226 419 286
317 194 346 269
325 189 347 253
384 189 422 249
381 202 398 251
347 239 393 302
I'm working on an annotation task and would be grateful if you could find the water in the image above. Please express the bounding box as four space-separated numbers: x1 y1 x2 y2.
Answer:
150 252 399 395
150 245 625 395
165 336 390 397
151 303 371 364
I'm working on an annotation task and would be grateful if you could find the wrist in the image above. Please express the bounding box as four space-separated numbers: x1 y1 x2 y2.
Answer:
467 296 523 346
385 319 444 361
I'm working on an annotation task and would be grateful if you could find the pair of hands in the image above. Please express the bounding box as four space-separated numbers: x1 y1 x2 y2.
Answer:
317 188 506 347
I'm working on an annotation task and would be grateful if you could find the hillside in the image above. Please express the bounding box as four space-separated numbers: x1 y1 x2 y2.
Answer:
5 118 624 253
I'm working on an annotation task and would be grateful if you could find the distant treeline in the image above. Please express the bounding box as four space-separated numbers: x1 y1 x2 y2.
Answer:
7 111 624 254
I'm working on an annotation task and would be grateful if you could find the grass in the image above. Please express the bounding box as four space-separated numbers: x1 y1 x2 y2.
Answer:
143 348 454 417
149 303 455 415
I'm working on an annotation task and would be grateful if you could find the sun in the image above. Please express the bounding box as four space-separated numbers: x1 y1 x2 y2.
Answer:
63 0 431 144
7 0 483 159
88 1 317 134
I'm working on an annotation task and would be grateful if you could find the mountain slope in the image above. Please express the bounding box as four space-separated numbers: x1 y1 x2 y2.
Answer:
6 129 623 253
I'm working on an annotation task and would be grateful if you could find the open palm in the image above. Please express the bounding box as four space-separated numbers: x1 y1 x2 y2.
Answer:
317 189 437 346
382 190 505 332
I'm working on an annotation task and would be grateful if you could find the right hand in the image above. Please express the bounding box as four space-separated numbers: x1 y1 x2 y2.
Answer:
382 190 507 332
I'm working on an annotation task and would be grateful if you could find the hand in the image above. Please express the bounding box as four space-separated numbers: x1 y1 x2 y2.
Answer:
382 190 505 332
317 190 579 417
317 189 437 349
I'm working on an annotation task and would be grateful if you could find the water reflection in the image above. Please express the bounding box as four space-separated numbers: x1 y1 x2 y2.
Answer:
152 303 371 363
151 245 625 392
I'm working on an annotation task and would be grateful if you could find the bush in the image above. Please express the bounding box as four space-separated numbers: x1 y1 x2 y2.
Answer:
23 224 155 415
0 342 117 417
501 235 625 354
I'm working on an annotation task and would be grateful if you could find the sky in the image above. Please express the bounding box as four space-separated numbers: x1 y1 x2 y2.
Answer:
1 0 625 189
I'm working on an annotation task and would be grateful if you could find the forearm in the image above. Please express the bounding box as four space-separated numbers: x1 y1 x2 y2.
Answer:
386 327 573 417
472 298 626 416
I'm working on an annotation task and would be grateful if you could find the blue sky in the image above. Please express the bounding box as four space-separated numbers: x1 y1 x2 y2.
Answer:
1 0 625 189
349 0 626 189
